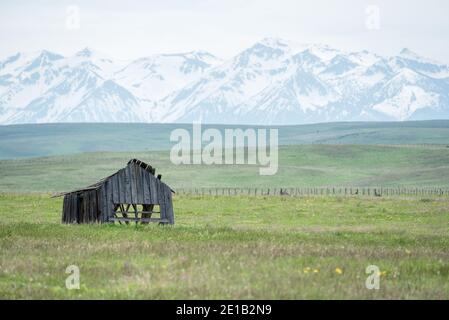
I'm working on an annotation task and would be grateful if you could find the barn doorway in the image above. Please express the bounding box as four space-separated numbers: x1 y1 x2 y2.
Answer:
111 203 167 224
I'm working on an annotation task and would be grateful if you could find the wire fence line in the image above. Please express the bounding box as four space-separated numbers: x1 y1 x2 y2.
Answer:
174 187 449 198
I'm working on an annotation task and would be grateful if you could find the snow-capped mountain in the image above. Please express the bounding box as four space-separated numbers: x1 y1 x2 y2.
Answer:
1 38 449 125
0 48 221 123
114 51 222 102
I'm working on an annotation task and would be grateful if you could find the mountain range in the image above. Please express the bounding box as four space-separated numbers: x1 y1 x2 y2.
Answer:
1 38 449 125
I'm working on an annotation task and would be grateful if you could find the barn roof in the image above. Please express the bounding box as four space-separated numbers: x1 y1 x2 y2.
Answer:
51 159 173 197
127 158 156 174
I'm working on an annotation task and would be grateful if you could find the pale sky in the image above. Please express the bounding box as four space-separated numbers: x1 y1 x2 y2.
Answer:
1 0 449 63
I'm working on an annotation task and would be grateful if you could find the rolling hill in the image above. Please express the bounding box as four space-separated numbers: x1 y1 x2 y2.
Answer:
1 144 449 192
0 120 449 159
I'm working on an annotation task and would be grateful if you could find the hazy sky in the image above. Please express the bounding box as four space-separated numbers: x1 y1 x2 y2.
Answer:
1 0 449 62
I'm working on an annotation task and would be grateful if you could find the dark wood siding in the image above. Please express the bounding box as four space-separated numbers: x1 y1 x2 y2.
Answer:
62 189 100 224
61 162 174 225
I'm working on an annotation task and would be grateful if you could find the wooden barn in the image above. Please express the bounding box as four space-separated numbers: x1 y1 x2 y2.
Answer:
56 159 174 225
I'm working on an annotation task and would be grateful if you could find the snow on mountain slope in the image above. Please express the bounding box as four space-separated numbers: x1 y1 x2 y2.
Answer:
394 48 449 78
371 69 448 120
160 38 298 123
0 51 64 109
1 38 449 125
0 48 137 123
0 48 218 123
57 80 144 122
114 51 222 101
161 40 378 123
161 39 449 124
372 86 438 120
235 70 342 125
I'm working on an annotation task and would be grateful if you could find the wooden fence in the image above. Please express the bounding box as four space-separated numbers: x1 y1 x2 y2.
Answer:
175 187 449 198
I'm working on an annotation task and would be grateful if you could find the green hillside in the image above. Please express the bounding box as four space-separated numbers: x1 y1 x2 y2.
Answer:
1 120 449 159
1 144 449 193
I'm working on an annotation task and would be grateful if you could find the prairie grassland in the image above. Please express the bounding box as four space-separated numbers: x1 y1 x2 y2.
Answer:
1 193 448 299
1 144 449 193
2 121 449 159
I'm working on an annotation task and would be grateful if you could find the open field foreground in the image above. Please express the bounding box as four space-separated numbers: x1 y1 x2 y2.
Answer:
1 194 448 299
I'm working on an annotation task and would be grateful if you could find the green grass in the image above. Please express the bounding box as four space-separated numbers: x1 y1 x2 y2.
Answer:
1 193 449 299
1 122 449 299
1 144 449 193
1 120 449 159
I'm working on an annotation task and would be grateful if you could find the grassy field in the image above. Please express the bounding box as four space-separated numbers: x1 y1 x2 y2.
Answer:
1 120 449 159
1 144 449 193
1 193 448 299
1 121 449 299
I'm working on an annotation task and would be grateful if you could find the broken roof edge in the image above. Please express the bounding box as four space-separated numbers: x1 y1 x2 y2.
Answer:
51 159 175 198
51 185 101 198
128 158 156 175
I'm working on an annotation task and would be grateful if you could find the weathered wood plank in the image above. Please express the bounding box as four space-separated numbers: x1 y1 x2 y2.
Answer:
86 192 90 222
130 163 138 204
159 183 166 221
69 195 73 223
105 180 113 222
86 192 91 222
93 190 97 221
118 169 125 204
119 209 159 214
91 190 96 222
109 217 170 223
72 193 78 223
124 165 132 204
111 173 119 204
101 184 108 222
88 191 94 222
135 164 143 204
150 175 158 204
82 192 88 223
65 195 71 223
143 170 151 203
62 195 68 223
96 190 101 222
163 184 174 225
